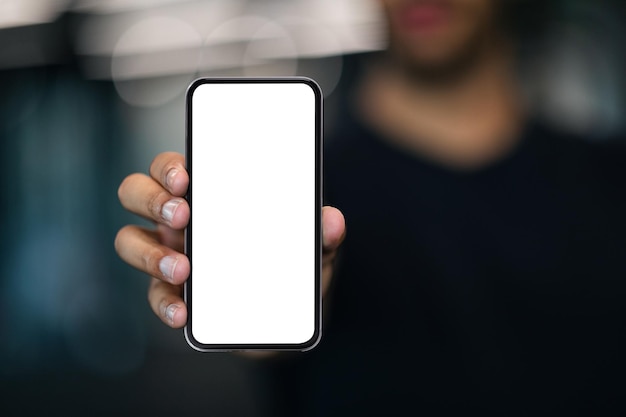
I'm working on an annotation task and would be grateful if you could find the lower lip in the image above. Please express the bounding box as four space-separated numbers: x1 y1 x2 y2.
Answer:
397 3 450 33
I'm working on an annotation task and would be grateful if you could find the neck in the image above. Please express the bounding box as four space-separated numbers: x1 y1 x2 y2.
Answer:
357 42 525 170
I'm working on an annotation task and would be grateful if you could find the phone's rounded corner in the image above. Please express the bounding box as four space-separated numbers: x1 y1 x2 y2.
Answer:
295 326 322 352
186 77 207 100
294 76 323 100
184 325 207 352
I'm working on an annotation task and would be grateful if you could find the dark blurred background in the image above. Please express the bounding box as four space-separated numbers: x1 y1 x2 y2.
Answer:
0 0 624 415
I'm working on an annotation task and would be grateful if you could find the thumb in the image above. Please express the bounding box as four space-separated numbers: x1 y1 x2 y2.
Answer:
322 205 346 253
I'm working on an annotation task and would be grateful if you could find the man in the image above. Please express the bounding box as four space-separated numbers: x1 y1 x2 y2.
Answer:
116 0 626 415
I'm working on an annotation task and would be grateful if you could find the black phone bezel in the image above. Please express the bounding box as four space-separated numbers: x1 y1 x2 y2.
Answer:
184 77 323 352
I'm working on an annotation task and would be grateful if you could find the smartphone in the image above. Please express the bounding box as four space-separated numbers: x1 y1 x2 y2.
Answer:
184 78 322 351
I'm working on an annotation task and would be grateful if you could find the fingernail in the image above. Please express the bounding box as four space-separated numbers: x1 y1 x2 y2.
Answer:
166 168 179 190
164 304 179 325
159 256 179 282
161 199 182 224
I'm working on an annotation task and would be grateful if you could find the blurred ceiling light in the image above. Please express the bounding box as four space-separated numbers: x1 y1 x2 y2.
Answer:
111 16 201 106
72 0 193 14
112 15 202 56
74 0 383 89
197 16 297 75
204 15 280 45
0 0 69 29
112 46 202 80
75 0 244 55
242 19 298 76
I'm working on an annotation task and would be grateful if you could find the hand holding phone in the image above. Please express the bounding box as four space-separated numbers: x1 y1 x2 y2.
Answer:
115 78 346 352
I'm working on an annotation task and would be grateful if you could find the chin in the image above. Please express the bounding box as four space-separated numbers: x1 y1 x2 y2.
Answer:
389 39 483 82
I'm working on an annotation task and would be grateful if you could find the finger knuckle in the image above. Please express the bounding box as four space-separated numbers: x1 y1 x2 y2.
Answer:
152 152 180 172
142 246 165 276
147 190 170 219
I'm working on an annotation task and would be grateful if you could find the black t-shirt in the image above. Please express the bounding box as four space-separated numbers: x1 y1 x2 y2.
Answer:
265 89 626 417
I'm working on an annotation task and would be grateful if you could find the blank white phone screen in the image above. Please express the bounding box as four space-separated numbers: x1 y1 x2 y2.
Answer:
188 80 319 348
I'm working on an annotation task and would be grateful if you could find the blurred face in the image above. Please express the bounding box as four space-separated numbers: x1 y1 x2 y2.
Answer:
379 0 503 77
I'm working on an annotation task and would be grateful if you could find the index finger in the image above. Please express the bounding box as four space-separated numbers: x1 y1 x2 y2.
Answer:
149 152 188 197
